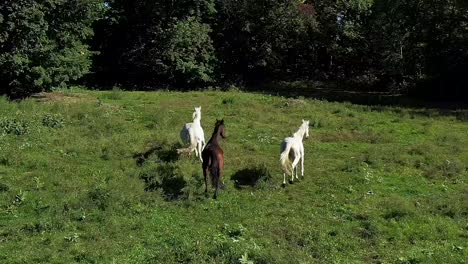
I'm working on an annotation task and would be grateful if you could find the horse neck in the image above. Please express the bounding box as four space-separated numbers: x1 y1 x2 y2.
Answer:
293 126 305 141
208 128 221 145
192 115 201 125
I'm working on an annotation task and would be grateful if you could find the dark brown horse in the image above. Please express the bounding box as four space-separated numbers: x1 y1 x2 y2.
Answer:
202 119 226 199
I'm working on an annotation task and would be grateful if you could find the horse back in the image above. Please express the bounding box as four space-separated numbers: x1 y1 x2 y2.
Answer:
202 144 223 167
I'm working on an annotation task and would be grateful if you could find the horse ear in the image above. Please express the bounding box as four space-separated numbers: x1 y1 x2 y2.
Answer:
221 119 224 124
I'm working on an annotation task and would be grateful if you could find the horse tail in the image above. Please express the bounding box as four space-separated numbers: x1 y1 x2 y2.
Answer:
280 141 293 175
210 153 219 187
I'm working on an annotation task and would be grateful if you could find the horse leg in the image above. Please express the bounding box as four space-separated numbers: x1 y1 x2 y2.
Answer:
291 155 300 183
283 172 287 186
213 171 219 199
301 150 304 178
189 141 196 158
194 144 199 158
294 166 298 180
197 141 203 162
202 163 209 194
219 167 225 189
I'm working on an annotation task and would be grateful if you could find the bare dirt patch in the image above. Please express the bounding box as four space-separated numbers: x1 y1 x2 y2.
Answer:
283 98 308 107
32 92 98 104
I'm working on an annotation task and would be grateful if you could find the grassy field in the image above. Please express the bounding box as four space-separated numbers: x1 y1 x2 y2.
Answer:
0 88 467 263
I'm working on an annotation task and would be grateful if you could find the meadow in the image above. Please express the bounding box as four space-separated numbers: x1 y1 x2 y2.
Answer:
0 88 466 263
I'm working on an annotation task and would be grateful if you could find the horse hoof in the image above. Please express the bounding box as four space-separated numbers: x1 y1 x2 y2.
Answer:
289 180 293 184
281 183 286 188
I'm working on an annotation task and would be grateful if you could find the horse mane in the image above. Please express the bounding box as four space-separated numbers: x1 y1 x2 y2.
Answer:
207 119 224 143
293 121 309 139
192 107 201 121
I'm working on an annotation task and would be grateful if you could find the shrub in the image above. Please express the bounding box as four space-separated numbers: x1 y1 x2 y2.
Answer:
42 114 64 128
0 183 9 192
88 187 111 210
222 97 235 105
0 118 29 135
422 159 465 181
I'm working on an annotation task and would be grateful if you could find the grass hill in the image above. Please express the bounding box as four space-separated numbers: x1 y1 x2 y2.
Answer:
0 89 467 263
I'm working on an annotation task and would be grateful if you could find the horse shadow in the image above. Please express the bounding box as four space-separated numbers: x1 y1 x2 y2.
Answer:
132 141 182 166
230 165 273 189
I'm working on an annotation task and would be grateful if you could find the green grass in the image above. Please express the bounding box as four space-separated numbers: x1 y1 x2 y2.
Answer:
0 89 467 263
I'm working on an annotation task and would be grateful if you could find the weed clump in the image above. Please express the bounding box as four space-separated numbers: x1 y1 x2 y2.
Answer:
42 114 64 128
222 97 235 105
381 197 415 221
422 159 465 181
0 183 9 192
88 187 111 210
0 118 29 135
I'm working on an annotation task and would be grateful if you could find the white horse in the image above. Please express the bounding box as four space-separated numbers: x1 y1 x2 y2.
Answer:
180 106 206 161
280 119 310 185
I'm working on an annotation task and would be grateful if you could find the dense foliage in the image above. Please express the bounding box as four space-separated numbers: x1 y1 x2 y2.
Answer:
90 0 216 88
0 0 102 98
1 0 467 100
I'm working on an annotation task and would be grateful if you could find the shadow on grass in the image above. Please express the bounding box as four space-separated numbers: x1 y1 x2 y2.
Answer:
139 163 188 200
248 81 467 116
230 165 273 189
133 141 182 166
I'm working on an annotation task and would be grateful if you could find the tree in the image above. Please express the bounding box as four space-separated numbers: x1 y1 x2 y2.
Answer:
90 0 216 88
213 0 320 85
0 0 103 98
368 0 468 98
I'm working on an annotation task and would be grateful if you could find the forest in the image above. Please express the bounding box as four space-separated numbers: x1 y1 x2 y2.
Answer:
1 0 467 101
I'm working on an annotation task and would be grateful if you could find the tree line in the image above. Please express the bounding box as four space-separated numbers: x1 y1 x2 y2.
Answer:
1 0 467 100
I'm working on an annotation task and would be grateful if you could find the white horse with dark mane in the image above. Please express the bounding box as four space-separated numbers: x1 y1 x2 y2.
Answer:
180 106 206 161
280 119 310 185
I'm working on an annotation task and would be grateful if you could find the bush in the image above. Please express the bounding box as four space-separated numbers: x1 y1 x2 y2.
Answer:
88 187 111 210
0 118 29 135
0 183 9 192
42 114 64 128
422 159 465 181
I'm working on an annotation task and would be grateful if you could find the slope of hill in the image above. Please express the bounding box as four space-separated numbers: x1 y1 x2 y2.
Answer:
0 89 466 263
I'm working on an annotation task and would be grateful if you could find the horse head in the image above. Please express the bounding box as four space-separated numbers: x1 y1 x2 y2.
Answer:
302 119 310 139
192 106 202 120
215 119 226 138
